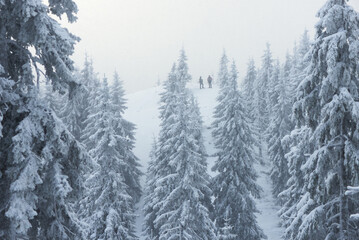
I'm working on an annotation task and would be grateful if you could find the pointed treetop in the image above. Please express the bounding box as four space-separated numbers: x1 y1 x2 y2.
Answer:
262 43 273 67
218 52 230 88
230 61 239 90
177 48 192 85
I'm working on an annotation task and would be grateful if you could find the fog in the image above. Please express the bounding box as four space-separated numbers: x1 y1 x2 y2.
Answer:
62 0 359 92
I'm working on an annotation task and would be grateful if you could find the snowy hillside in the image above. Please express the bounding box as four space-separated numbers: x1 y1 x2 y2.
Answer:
125 84 284 240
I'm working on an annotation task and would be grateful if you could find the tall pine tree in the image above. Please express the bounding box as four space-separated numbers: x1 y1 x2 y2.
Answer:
212 61 265 240
285 1 359 239
143 64 178 240
254 43 273 158
81 77 138 240
110 71 142 203
267 58 292 202
242 59 257 123
144 50 216 240
0 1 92 239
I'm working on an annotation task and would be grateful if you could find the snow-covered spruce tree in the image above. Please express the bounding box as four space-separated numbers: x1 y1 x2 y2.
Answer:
277 31 312 230
256 43 273 130
157 52 215 239
81 77 138 240
4 96 92 240
41 81 66 118
187 93 215 220
266 59 281 144
143 64 178 240
144 50 216 239
212 61 265 240
267 58 292 202
76 56 99 139
81 77 101 151
253 43 273 158
217 51 230 88
217 208 237 240
80 57 101 151
0 65 19 238
286 1 359 239
0 65 18 140
58 66 97 142
278 126 314 238
212 52 230 141
288 30 311 102
241 58 257 123
30 102 91 240
155 91 216 240
267 60 281 123
110 71 142 203
177 48 192 87
59 71 84 141
143 138 160 240
0 1 93 239
241 59 263 164
0 0 79 90
59 56 100 143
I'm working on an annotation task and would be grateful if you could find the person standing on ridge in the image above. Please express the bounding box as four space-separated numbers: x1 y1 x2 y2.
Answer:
199 76 204 89
207 75 213 88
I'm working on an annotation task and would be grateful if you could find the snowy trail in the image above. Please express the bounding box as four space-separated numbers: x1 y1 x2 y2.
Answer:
254 162 284 240
125 87 161 239
125 85 284 239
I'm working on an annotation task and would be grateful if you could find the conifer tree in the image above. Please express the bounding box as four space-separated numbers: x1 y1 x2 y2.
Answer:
218 208 237 240
242 59 263 163
267 60 281 121
143 64 180 240
41 81 66 118
144 50 216 240
288 30 311 103
177 48 192 87
242 59 257 123
212 61 265 240
0 65 19 238
212 52 230 140
58 64 100 142
0 1 92 239
0 65 18 139
254 43 273 158
256 43 273 131
285 1 359 239
110 71 142 203
60 71 84 141
81 74 101 151
217 51 230 88
80 58 101 151
78 56 99 138
278 31 312 231
143 138 160 240
278 126 314 238
267 59 292 201
155 91 216 240
81 77 138 240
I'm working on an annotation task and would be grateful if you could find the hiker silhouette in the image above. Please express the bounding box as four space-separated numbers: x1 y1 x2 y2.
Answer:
199 76 204 89
207 75 213 88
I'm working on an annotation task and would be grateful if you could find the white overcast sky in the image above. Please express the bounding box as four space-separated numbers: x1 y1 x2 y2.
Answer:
62 0 359 92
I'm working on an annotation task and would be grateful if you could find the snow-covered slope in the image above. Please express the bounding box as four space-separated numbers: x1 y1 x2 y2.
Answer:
125 84 284 240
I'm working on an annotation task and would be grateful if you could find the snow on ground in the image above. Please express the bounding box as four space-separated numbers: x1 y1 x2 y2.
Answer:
125 86 162 175
125 84 284 239
254 162 284 240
